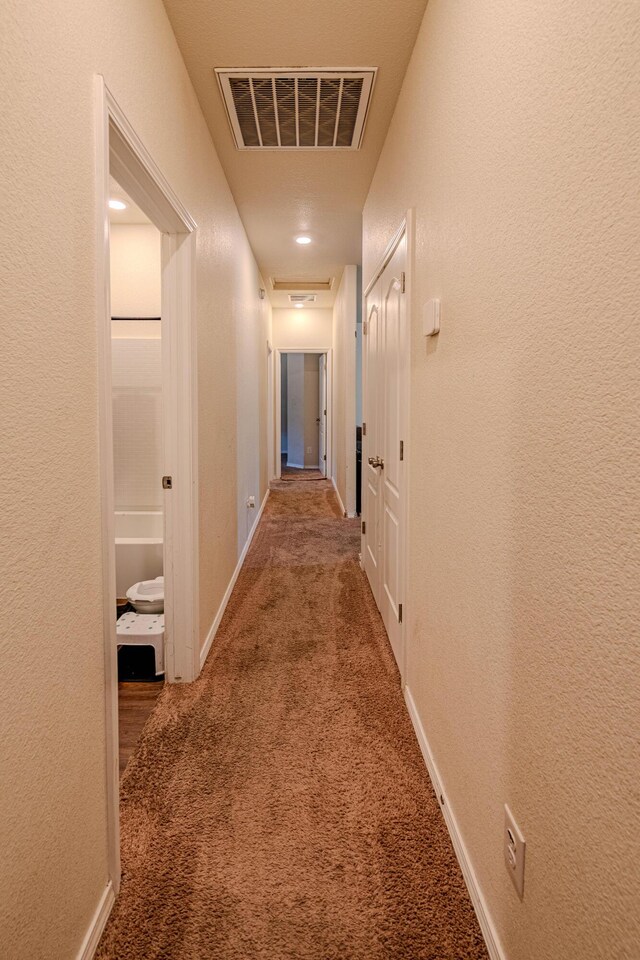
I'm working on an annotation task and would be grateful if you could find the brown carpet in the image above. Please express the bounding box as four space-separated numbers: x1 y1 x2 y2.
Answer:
281 457 325 481
97 479 488 960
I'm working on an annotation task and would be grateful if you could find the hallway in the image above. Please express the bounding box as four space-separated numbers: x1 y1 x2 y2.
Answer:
3 1 639 957
97 479 486 959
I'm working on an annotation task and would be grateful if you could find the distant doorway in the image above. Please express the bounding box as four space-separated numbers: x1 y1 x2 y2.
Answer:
276 350 331 481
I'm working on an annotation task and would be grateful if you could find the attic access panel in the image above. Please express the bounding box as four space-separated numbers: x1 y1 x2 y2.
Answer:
216 69 377 150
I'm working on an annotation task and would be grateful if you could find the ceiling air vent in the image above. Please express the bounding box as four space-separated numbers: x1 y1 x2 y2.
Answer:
289 295 317 304
272 278 334 292
216 68 377 150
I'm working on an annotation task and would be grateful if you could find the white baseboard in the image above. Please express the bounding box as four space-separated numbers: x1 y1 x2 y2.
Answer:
331 476 357 518
404 686 507 960
200 489 270 670
331 477 347 517
76 881 115 960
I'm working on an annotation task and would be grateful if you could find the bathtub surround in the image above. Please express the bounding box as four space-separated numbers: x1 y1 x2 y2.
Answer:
96 479 487 960
111 338 163 511
1 0 271 956
114 511 163 597
111 319 161 339
111 306 164 596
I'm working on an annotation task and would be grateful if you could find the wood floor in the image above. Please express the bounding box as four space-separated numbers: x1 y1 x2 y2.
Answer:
118 682 164 776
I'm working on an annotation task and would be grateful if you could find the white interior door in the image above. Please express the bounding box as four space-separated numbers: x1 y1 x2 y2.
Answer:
362 231 408 674
319 353 327 475
363 282 383 609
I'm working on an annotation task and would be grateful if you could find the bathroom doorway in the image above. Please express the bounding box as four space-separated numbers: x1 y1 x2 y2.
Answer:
108 182 165 772
96 78 199 894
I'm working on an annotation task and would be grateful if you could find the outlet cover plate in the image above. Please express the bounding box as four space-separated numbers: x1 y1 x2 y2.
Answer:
504 804 526 899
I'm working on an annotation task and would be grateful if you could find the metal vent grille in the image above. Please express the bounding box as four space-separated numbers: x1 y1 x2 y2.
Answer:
272 278 334 291
216 69 376 150
289 294 317 304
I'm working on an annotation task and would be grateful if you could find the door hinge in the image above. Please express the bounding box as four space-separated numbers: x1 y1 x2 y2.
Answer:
400 440 404 461
355 329 358 338
399 603 403 623
162 475 173 490
363 320 368 335
362 421 367 437
323 453 326 461
401 271 406 294
362 520 366 535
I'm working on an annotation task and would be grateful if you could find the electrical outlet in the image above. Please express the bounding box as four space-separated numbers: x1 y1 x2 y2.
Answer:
504 805 526 899
246 496 255 509
306 446 312 454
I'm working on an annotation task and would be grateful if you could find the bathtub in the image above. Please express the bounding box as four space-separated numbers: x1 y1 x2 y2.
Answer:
115 510 163 597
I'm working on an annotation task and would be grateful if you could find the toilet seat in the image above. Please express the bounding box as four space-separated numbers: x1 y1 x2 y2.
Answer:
127 576 164 614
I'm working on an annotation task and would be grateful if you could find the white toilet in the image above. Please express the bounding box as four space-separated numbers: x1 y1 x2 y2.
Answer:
126 576 164 614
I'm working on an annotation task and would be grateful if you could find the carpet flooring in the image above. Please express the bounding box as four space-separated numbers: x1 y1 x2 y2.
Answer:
281 457 325 481
97 479 488 960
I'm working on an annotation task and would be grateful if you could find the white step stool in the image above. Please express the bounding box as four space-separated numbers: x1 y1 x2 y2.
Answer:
116 611 164 676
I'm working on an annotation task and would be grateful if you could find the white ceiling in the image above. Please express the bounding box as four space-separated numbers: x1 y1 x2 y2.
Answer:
108 177 151 225
161 0 428 305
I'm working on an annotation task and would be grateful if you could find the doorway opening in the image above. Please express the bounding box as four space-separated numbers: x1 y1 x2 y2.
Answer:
279 351 328 480
96 77 199 894
109 181 165 773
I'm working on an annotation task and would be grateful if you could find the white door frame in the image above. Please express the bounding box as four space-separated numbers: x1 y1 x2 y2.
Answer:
95 76 199 892
362 211 413 684
267 338 275 483
274 349 333 479
318 353 327 476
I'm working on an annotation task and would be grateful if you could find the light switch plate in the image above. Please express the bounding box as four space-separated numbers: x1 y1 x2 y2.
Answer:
423 298 441 337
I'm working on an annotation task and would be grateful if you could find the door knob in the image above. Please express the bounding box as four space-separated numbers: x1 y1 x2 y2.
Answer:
368 456 384 469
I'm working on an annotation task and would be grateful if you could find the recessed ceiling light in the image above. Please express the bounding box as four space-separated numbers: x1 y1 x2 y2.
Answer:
109 199 127 211
296 236 312 245
294 303 304 308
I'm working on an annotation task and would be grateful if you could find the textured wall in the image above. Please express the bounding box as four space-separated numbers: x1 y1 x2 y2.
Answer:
234 254 271 557
0 0 268 956
109 224 161 318
363 2 640 958
272 308 333 352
